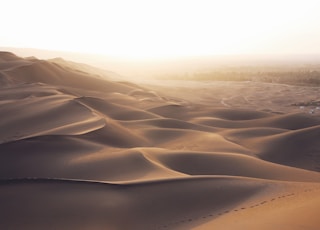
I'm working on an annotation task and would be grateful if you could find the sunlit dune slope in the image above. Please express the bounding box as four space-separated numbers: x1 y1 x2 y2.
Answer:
1 52 320 230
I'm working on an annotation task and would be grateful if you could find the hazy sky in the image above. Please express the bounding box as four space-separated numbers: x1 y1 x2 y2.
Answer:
1 0 320 59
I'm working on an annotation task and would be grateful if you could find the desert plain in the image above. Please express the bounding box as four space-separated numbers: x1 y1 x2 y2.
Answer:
0 51 320 230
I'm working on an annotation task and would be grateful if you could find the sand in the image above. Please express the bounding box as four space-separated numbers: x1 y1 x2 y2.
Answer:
0 51 320 230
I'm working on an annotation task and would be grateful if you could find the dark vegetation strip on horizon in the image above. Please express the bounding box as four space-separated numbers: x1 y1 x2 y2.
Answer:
158 70 320 86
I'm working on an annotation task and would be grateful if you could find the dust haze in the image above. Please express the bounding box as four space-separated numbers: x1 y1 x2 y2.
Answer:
1 48 320 230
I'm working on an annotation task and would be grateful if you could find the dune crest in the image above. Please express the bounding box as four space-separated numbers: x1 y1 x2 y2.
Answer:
1 52 320 230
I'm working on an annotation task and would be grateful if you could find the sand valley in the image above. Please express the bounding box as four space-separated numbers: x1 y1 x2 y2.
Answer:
1 51 320 230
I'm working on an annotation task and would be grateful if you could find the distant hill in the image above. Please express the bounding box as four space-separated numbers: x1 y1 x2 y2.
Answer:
2 47 320 80
0 51 132 92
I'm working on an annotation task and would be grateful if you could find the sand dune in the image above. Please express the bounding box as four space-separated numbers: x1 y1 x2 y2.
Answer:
1 52 320 229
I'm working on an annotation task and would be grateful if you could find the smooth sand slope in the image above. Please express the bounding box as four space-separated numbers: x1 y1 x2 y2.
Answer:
0 51 320 230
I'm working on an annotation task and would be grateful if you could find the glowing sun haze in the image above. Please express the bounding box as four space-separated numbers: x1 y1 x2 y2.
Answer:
1 0 320 59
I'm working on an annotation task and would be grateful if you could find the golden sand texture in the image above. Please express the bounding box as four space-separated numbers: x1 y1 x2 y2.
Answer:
0 52 320 230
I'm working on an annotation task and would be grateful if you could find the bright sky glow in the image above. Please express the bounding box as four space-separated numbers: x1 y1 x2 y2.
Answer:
1 0 320 59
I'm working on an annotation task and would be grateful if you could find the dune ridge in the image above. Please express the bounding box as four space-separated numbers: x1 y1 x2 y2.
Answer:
0 52 320 229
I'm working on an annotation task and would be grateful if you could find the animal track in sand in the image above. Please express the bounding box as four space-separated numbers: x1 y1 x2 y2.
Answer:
159 187 320 229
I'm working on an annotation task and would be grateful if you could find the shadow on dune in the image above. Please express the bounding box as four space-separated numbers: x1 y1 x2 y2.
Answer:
1 52 320 230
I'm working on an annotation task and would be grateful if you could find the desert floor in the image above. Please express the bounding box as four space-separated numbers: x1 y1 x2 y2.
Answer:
1 52 320 230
